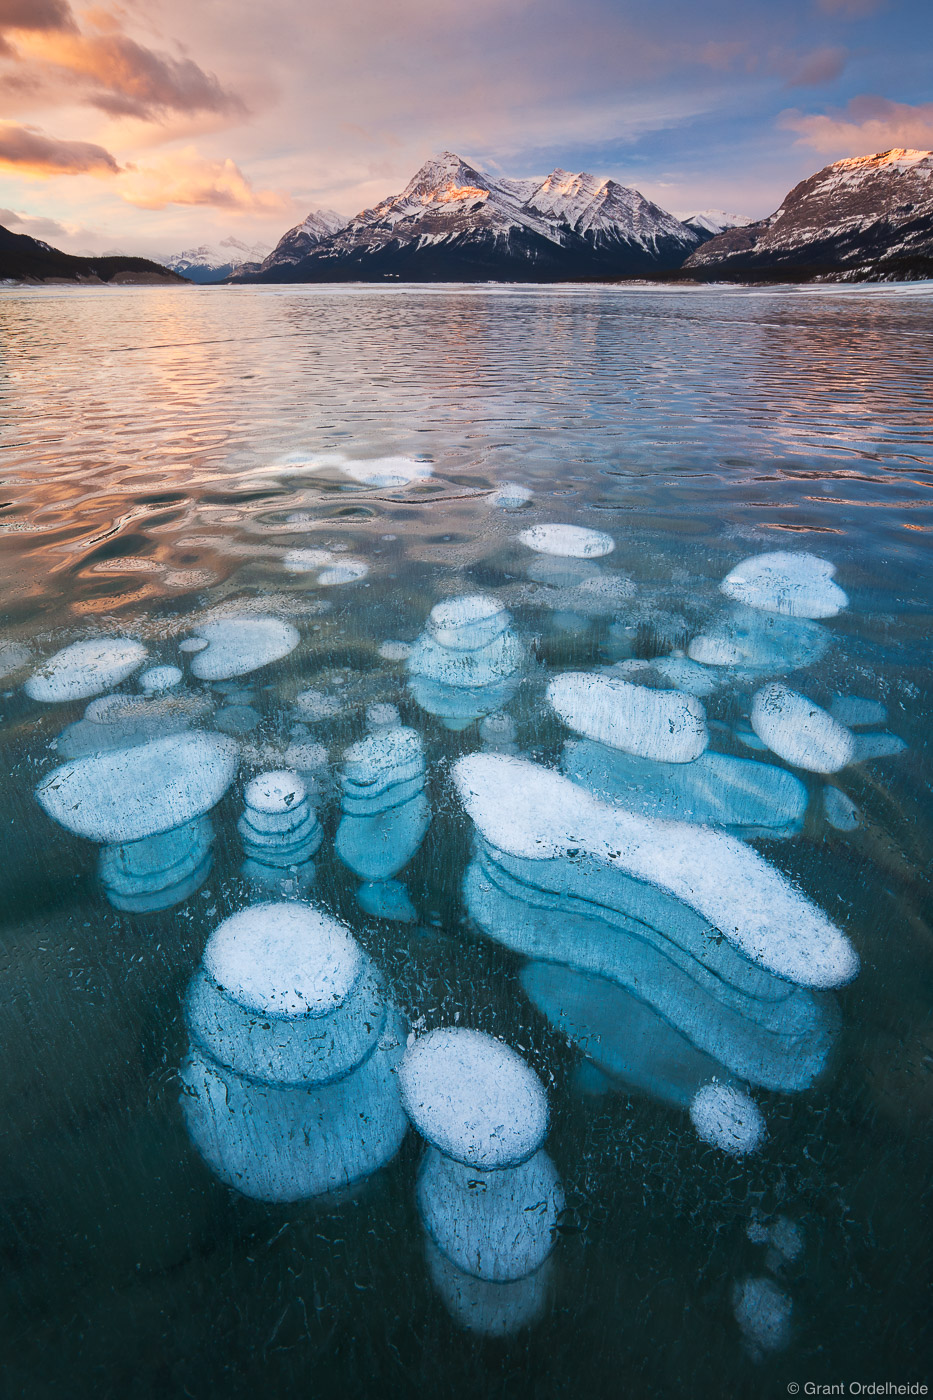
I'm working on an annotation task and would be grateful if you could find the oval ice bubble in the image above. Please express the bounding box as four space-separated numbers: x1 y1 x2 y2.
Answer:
732 1276 793 1354
689 1082 766 1156
750 684 856 773
547 671 709 764
25 637 148 704
518 523 614 559
398 1027 549 1169
202 902 363 1018
720 551 848 619
138 664 183 693
426 595 511 651
185 616 300 681
35 731 237 843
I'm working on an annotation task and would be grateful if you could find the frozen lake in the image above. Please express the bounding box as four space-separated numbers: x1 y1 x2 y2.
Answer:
0 282 931 1398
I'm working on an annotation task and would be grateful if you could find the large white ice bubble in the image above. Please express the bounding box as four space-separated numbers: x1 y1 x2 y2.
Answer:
417 1145 564 1282
185 616 299 680
721 551 847 619
689 1082 766 1156
202 902 363 1018
407 594 524 728
36 731 236 843
751 684 856 773
518 524 614 559
398 1028 549 1169
180 1013 408 1203
548 672 708 764
521 961 732 1108
452 754 858 989
25 637 148 704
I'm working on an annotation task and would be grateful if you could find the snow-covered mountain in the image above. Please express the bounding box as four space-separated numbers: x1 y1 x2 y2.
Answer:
680 210 754 237
239 152 703 283
259 208 346 272
684 149 933 280
163 237 273 283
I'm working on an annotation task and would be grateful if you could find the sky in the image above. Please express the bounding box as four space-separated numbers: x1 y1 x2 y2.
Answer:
0 0 931 259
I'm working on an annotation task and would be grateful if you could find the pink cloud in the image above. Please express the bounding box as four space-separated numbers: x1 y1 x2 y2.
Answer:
119 146 294 213
781 96 933 155
0 120 120 174
785 46 847 87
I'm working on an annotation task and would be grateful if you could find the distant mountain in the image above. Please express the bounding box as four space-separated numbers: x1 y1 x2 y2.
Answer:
680 210 754 239
259 209 346 272
236 152 702 282
684 149 933 280
0 223 184 285
162 236 273 283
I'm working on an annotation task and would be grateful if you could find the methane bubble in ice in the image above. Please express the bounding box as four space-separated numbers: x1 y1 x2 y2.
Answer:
341 456 433 488
720 551 847 619
688 607 829 675
335 723 430 881
518 523 614 558
398 1028 548 1169
36 731 236 844
187 902 386 1085
823 786 860 832
853 731 908 761
138 664 183 693
751 684 856 773
417 1144 564 1282
100 816 214 913
407 595 524 729
180 1012 408 1203
453 753 858 993
547 671 709 764
25 637 148 703
689 1082 766 1155
238 769 322 892
830 695 887 728
732 1276 793 1355
425 1236 552 1337
490 482 532 509
185 616 299 680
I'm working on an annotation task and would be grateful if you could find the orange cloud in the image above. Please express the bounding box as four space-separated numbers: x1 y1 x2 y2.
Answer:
781 96 933 154
0 121 120 175
119 147 294 213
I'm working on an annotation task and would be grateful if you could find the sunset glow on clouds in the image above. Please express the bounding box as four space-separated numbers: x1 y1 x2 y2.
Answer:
0 0 929 256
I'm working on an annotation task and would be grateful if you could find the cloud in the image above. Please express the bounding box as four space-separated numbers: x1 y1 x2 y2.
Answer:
13 28 243 119
781 96 933 155
785 46 847 87
0 121 120 174
0 206 70 240
0 0 75 31
119 147 294 213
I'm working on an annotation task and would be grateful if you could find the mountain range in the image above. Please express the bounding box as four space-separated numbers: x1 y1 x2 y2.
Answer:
2 147 931 286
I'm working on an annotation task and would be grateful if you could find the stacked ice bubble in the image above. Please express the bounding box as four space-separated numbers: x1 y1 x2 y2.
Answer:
398 1028 563 1334
455 754 858 1151
238 769 323 896
335 709 430 917
35 731 237 912
407 594 525 730
181 903 408 1202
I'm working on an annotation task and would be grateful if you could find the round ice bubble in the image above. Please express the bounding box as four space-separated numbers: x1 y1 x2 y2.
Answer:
138 665 183 693
689 1082 766 1156
398 1028 549 1169
243 770 308 817
732 1276 792 1353
518 524 614 559
25 637 148 704
720 551 847 620
366 703 401 732
185 617 300 681
202 902 364 1018
426 595 510 651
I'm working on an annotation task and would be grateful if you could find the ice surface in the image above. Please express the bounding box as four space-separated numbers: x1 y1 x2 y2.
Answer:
202 902 364 1018
521 961 732 1107
293 688 343 721
417 1145 564 1282
36 731 237 843
751 684 856 773
453 754 858 989
25 637 148 703
398 1027 549 1168
186 617 299 680
689 1083 766 1155
548 671 709 764
518 524 614 558
180 1012 408 1202
720 551 847 619
284 550 368 584
562 741 808 838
